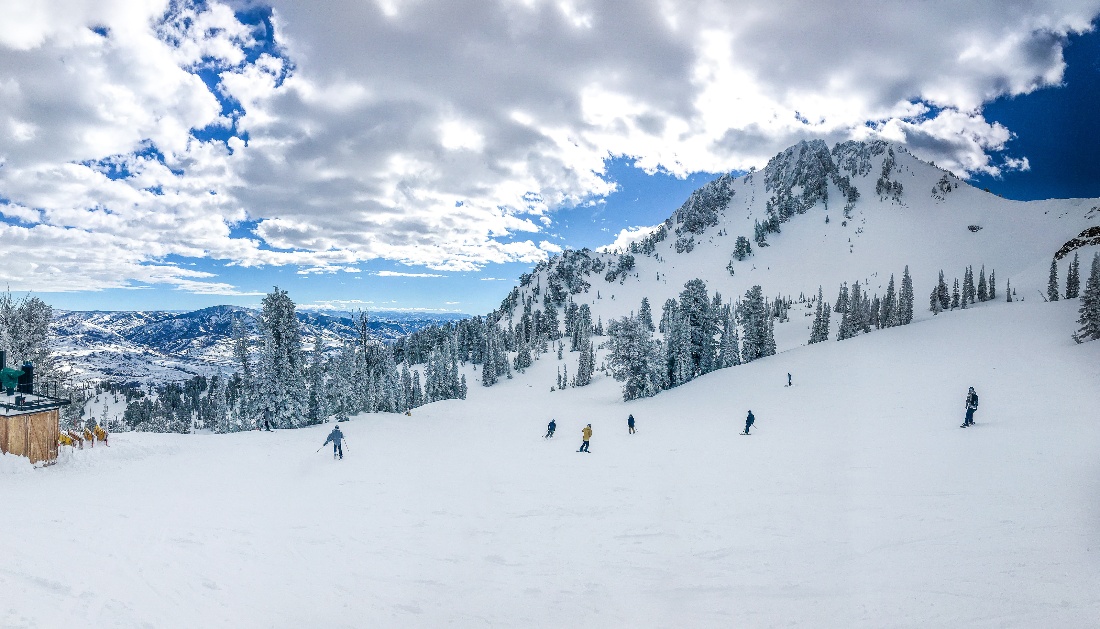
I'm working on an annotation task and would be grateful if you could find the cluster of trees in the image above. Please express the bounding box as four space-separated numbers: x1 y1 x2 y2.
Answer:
1049 253 1084 302
821 267 915 341
606 279 776 401
929 266 996 314
1073 252 1100 343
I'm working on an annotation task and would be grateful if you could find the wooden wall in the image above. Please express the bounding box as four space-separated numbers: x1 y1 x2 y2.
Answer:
0 409 60 464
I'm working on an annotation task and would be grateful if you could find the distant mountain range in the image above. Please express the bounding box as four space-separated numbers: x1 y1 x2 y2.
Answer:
52 306 466 383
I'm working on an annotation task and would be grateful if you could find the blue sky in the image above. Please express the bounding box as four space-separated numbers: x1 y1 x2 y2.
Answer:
2 1 1099 315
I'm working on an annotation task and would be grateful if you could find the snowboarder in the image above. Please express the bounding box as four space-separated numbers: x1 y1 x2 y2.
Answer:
627 414 636 434
324 425 345 459
787 372 792 387
578 424 592 452
544 419 556 439
961 387 979 427
743 410 755 435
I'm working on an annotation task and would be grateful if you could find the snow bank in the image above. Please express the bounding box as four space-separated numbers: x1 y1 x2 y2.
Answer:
1 300 1098 627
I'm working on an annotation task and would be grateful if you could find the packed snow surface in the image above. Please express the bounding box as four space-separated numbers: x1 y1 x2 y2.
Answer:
2 301 1099 627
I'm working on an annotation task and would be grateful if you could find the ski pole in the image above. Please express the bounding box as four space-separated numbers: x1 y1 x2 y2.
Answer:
316 444 324 453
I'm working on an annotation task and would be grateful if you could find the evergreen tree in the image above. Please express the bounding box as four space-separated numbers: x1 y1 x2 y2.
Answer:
733 235 753 261
898 265 914 325
881 274 897 327
638 297 655 332
679 279 718 376
718 305 742 366
254 287 305 430
411 370 424 407
574 339 596 386
809 287 831 343
607 316 665 401
306 336 328 425
834 282 849 313
1047 258 1060 301
1066 253 1081 299
961 267 974 308
951 278 960 309
1076 253 1100 341
977 266 988 302
936 270 950 310
988 269 996 301
741 285 771 361
1006 278 1013 303
870 295 881 329
230 316 253 427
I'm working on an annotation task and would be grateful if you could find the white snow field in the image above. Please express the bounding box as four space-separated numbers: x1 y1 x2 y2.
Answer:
3 300 1099 628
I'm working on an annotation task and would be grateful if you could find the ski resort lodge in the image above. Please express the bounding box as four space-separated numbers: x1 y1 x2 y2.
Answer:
0 351 69 465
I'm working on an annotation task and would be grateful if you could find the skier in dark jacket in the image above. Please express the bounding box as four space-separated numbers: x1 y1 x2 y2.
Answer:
743 410 755 435
324 425 345 459
544 419 556 439
961 387 979 427
627 414 636 434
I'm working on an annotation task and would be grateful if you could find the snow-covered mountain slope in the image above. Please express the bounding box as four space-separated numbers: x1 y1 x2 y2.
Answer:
497 139 1100 332
51 307 466 383
3 300 1097 627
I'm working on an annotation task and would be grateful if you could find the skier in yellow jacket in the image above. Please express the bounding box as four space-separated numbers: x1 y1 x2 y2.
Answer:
577 424 592 453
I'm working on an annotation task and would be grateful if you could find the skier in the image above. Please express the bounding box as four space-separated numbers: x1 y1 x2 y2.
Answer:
961 387 979 427
544 419 556 439
324 425 346 459
577 423 592 452
743 410 755 435
787 372 792 387
627 414 636 434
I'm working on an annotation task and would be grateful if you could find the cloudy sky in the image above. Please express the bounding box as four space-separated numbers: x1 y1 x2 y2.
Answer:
2 0 1099 314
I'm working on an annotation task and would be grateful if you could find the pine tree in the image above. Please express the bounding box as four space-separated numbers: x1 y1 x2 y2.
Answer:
1006 278 1013 303
679 279 718 376
638 297 655 332
733 235 753 261
307 336 327 425
254 287 304 430
1076 253 1100 341
741 285 769 362
937 270 950 310
951 278 960 309
718 305 742 366
809 287 829 343
977 266 988 302
574 339 595 386
870 294 881 329
929 285 942 315
1047 258 1060 301
898 266 914 325
1066 253 1081 299
961 267 974 308
607 316 666 401
882 274 897 327
988 269 996 301
834 282 849 313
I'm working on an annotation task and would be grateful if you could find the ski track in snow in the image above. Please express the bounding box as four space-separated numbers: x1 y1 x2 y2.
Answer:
2 301 1099 627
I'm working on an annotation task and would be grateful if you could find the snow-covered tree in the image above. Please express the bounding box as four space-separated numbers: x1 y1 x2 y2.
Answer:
718 305 742 367
988 269 996 301
733 235 753 261
881 274 897 327
834 282 849 313
977 266 988 302
253 287 305 430
0 290 55 384
741 285 773 361
936 270 950 310
574 338 596 387
951 278 961 309
809 287 831 343
679 278 718 376
607 316 665 401
307 336 328 425
898 266 914 325
638 297 655 332
1075 253 1100 342
962 266 974 308
1066 253 1081 299
1047 258 1060 302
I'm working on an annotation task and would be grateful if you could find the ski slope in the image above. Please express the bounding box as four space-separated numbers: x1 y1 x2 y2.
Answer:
2 299 1099 627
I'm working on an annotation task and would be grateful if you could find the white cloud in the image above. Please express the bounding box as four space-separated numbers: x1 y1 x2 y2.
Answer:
374 271 445 278
599 224 663 253
0 0 1096 293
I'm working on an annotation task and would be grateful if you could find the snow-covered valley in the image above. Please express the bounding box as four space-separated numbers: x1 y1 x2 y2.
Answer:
3 299 1098 627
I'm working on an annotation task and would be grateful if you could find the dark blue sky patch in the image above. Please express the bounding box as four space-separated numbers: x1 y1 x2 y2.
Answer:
972 23 1100 200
